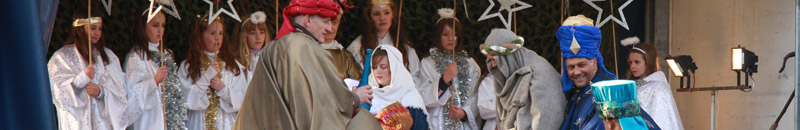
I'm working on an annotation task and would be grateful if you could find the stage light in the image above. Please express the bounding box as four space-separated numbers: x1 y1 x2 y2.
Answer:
665 55 697 89
665 58 683 77
669 47 757 130
664 55 697 77
732 46 759 72
732 47 743 70
731 46 758 86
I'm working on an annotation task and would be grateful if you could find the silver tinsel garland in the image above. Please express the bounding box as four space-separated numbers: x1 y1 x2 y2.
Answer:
151 50 188 130
635 79 646 87
429 48 474 130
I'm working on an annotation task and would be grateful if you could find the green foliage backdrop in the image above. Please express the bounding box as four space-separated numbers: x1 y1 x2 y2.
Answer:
49 0 624 74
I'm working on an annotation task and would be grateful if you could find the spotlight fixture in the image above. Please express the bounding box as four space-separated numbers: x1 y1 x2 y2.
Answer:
664 55 698 89
731 45 758 86
669 46 758 130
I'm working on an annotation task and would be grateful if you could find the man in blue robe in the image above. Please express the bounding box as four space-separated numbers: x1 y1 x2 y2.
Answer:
557 15 661 130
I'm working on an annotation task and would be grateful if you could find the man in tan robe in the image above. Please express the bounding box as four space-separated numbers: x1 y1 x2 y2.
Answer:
233 0 380 129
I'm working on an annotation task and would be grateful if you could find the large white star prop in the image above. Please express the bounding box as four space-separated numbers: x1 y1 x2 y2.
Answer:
98 0 112 15
203 0 241 25
146 0 182 22
160 0 181 20
584 0 634 30
477 0 532 29
146 1 163 23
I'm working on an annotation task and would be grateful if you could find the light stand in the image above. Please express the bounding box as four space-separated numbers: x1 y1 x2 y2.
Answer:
667 48 758 130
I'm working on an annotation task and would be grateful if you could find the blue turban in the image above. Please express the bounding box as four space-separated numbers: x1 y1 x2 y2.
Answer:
591 80 651 130
556 25 616 92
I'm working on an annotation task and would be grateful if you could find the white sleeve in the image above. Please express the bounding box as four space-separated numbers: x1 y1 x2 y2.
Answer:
218 62 248 113
71 68 92 88
404 45 421 78
95 86 105 99
414 58 448 107
649 82 684 130
47 50 90 118
477 76 498 120
462 60 482 129
95 49 130 130
179 61 217 110
123 52 158 123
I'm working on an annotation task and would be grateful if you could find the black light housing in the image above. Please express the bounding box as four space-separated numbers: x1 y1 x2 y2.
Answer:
665 55 698 89
731 46 758 86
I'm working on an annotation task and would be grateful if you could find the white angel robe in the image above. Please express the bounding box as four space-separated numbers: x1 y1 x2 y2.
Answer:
415 54 481 130
178 51 248 130
48 44 128 130
245 48 261 82
476 76 497 130
637 71 684 130
347 34 420 77
123 42 167 130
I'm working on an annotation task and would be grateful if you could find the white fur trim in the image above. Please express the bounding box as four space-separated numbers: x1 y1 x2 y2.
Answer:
249 11 267 24
436 8 458 24
621 37 640 46
438 8 455 19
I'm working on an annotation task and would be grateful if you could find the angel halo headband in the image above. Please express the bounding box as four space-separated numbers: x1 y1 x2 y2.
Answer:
632 47 646 56
196 14 222 23
621 37 646 56
480 37 524 56
241 11 267 28
372 0 391 8
73 17 102 27
435 8 459 24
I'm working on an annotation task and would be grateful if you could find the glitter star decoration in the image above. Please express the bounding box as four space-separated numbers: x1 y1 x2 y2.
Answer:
145 0 181 22
477 0 532 29
584 0 634 30
203 0 241 25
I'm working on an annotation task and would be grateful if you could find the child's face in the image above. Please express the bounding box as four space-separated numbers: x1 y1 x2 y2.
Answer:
439 26 456 51
372 56 391 86
146 13 166 43
246 28 267 50
628 52 647 78
203 21 224 52
370 5 393 34
84 23 103 44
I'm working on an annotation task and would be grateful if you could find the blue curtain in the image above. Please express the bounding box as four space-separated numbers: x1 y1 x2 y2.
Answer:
0 0 58 130
39 0 60 51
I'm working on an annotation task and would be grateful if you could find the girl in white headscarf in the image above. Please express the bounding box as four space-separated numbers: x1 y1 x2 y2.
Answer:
368 45 430 130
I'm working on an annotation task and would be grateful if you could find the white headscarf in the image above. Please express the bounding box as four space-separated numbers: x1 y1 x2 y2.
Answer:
368 45 428 114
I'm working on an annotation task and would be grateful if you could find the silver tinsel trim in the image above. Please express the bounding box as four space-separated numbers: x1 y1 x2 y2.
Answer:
429 48 474 130
151 50 188 130
635 79 646 87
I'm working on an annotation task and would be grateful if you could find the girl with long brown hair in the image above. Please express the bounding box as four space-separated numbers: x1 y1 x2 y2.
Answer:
124 5 187 129
622 37 683 130
177 15 247 130
346 0 420 79
47 8 128 130
415 8 481 130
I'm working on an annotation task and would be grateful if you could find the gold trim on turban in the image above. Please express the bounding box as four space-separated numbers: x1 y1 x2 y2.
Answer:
562 15 594 26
